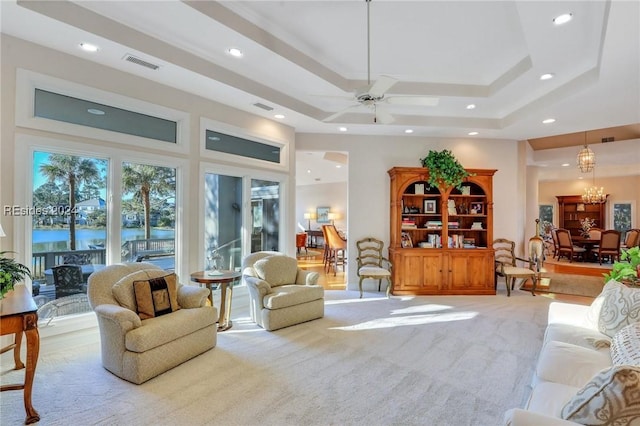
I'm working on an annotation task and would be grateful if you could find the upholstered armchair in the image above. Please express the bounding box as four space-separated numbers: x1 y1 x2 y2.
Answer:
87 263 217 384
242 251 324 331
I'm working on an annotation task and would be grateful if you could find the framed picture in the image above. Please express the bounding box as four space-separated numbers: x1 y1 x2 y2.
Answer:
470 202 484 215
401 232 413 248
316 206 331 223
424 199 437 214
577 203 586 212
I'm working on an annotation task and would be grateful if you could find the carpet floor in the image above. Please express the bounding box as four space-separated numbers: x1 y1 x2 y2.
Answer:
1 289 553 426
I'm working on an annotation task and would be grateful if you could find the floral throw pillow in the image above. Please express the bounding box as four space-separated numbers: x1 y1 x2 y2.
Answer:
588 280 640 338
561 366 640 424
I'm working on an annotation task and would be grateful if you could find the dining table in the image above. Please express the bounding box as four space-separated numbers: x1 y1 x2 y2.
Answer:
572 236 600 261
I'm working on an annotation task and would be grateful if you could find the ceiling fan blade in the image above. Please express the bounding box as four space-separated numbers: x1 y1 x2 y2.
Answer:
368 75 398 98
385 96 440 107
374 105 395 124
323 104 362 122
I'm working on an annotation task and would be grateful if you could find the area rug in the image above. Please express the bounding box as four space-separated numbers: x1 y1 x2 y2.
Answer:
520 272 606 298
0 289 552 426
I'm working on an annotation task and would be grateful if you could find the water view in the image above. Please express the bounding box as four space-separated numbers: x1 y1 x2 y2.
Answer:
33 228 175 252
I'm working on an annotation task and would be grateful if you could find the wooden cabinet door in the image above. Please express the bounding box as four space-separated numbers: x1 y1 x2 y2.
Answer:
391 249 443 294
446 250 495 294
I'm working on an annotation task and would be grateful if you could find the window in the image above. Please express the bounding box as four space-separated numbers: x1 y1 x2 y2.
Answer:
120 162 176 270
35 89 177 143
31 150 108 309
538 204 554 237
612 202 634 233
205 130 281 163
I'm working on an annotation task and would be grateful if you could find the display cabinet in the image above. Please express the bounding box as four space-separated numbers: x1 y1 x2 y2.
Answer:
388 167 496 295
556 195 608 237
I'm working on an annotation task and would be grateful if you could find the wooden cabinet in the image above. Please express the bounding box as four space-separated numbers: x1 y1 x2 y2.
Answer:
557 195 608 237
388 167 496 295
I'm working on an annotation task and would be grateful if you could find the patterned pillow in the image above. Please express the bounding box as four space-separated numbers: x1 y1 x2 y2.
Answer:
113 269 173 311
611 323 640 367
133 273 180 320
587 280 640 338
253 256 298 287
561 366 640 424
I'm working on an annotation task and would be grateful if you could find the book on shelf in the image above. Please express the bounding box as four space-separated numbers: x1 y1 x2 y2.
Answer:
448 221 459 229
471 222 483 229
426 220 442 229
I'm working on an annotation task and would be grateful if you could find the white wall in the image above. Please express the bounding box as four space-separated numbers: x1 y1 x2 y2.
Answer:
296 182 348 233
297 133 522 290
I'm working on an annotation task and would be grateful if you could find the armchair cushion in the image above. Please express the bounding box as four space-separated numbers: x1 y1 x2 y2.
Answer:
133 273 180 320
264 284 325 310
253 255 298 287
113 269 172 312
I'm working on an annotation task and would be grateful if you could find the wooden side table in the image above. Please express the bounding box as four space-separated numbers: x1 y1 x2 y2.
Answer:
0 285 40 424
190 270 241 331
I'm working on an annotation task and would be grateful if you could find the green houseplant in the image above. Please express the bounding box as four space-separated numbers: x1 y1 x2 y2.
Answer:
604 246 640 286
420 149 470 190
0 251 32 299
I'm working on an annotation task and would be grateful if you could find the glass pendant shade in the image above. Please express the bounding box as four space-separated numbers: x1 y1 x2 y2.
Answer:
577 144 595 173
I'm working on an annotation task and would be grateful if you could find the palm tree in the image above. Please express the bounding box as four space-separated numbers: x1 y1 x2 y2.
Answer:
122 164 175 239
40 154 100 250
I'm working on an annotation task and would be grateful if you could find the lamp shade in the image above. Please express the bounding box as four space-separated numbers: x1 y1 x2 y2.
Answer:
304 212 316 220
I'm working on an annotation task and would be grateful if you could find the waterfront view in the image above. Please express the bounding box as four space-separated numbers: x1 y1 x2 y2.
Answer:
32 228 176 253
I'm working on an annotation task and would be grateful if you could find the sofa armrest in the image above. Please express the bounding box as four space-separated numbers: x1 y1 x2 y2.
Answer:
245 276 271 294
296 269 319 285
178 284 209 308
504 409 579 426
94 303 142 331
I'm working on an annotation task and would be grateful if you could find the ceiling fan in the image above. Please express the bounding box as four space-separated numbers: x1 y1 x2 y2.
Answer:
323 0 439 124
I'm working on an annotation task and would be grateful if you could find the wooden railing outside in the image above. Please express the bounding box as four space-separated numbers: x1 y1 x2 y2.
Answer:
31 249 106 281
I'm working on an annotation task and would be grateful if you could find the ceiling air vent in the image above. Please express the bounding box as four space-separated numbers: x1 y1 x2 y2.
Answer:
123 54 159 70
253 102 274 111
601 137 615 143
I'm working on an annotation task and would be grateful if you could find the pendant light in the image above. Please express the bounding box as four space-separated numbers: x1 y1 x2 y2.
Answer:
576 132 595 173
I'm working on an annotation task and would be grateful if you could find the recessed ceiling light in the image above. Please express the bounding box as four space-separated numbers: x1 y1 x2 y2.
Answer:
336 165 342 169
404 129 414 134
542 118 556 124
466 104 476 110
80 42 99 52
338 127 348 132
87 108 105 115
468 131 479 136
306 169 311 174
561 163 570 167
227 47 243 57
274 114 285 119
540 73 554 80
553 13 573 25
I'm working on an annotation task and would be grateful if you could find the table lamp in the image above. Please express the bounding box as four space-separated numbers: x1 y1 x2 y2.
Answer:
328 212 339 225
303 212 316 230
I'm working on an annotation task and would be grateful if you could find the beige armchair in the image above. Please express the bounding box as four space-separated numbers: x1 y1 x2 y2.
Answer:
242 251 324 331
87 263 217 384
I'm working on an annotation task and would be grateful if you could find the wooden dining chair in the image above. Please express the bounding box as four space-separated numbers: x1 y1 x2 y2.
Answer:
555 229 586 262
621 229 640 250
594 230 622 264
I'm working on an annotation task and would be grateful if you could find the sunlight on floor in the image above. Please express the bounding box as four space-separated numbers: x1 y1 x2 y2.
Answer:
330 311 478 331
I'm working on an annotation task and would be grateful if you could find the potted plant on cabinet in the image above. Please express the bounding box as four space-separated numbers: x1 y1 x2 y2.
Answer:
0 251 32 299
604 246 640 287
420 149 470 190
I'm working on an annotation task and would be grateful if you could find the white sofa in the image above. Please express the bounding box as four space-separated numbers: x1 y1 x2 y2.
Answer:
504 280 640 426
504 280 640 425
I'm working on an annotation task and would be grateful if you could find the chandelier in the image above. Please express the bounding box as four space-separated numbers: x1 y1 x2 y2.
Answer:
576 133 595 173
582 169 606 204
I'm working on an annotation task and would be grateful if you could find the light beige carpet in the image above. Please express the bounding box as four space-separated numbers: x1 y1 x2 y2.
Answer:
1 289 552 426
